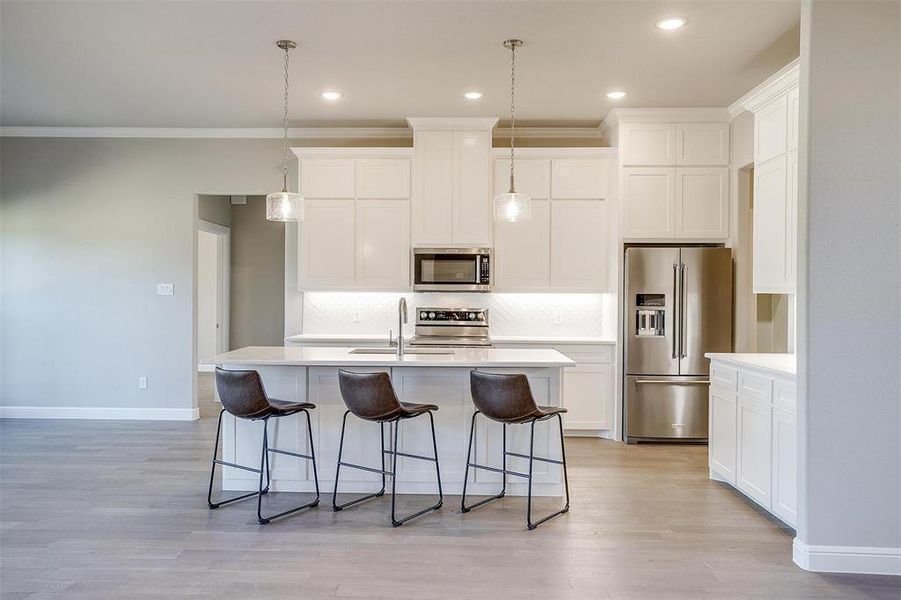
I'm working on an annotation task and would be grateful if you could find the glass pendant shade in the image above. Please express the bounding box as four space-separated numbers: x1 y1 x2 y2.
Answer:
493 191 532 223
266 191 303 222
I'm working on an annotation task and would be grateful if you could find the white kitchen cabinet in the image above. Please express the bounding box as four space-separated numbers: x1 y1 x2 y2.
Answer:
771 407 798 525
550 200 610 291
754 95 789 164
675 123 730 166
753 155 793 294
785 150 798 286
620 123 676 166
622 167 676 238
409 119 496 247
295 149 413 292
493 199 551 291
493 158 551 200
300 159 356 198
675 167 729 239
452 130 493 245
709 387 738 484
552 159 610 199
737 394 773 508
708 354 796 528
355 200 410 290
787 87 800 151
300 199 356 290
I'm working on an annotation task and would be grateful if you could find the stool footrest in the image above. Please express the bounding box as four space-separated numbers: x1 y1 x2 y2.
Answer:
383 449 437 462
504 451 564 465
268 448 314 461
466 462 531 479
213 459 262 475
339 461 393 476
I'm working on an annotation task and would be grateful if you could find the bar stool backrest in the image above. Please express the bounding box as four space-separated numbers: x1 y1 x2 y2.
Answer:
338 370 402 421
470 371 539 422
215 368 271 420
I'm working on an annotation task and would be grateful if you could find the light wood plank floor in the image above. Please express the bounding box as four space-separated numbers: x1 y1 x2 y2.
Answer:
1 374 897 599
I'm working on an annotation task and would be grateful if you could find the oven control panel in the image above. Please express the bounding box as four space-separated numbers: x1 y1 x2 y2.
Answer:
416 308 488 325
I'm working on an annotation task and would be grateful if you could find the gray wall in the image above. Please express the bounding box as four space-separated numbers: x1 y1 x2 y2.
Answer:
799 0 900 554
0 137 294 411
229 196 285 349
198 194 231 227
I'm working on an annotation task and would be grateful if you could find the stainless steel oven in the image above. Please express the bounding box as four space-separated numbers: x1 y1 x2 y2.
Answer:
412 248 491 292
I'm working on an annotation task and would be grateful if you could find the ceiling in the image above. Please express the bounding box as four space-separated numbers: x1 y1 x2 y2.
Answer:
0 1 800 128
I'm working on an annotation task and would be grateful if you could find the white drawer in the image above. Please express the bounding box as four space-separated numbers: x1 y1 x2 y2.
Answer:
737 371 773 403
710 362 738 391
773 380 796 413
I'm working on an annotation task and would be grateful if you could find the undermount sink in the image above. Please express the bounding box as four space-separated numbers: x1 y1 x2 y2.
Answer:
348 347 454 355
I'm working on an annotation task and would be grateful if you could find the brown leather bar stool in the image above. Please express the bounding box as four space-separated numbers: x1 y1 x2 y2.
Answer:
207 368 320 524
333 370 443 527
462 371 571 530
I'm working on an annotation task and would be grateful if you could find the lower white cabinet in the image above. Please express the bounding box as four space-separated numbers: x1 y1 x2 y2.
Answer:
708 356 797 528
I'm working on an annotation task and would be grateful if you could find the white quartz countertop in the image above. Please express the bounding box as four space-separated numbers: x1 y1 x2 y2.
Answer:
206 346 575 368
705 353 796 377
284 333 613 345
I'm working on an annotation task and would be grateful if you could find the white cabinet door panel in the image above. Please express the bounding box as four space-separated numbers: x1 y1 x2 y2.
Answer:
494 158 551 199
787 87 800 151
356 159 411 199
452 131 492 245
355 200 410 290
623 167 676 238
675 167 729 239
562 364 611 430
412 131 454 244
300 159 355 198
771 407 798 527
675 123 730 166
755 95 788 164
550 199 610 291
493 199 550 291
785 150 798 289
737 395 772 508
299 199 355 290
551 159 610 199
753 155 789 293
621 123 676 166
709 387 737 484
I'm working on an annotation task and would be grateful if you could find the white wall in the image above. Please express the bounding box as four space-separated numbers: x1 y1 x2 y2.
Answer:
796 0 901 573
197 229 219 363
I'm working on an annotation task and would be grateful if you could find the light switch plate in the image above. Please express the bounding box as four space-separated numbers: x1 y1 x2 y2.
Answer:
138 377 148 389
156 283 174 296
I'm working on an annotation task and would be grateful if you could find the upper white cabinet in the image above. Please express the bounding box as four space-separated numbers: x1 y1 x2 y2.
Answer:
295 148 413 291
739 59 800 294
675 123 730 166
492 149 615 292
620 123 675 166
408 118 497 246
608 110 731 241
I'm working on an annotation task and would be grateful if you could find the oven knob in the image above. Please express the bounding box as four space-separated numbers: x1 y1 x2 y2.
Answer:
429 312 436 319
468 312 476 320
420 311 428 319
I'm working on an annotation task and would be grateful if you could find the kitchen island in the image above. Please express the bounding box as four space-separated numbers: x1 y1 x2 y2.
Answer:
206 346 575 497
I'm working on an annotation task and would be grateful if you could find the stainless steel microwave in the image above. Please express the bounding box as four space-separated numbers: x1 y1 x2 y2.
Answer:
412 248 491 292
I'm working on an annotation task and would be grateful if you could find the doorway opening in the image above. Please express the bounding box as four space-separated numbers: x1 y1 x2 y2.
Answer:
197 220 230 371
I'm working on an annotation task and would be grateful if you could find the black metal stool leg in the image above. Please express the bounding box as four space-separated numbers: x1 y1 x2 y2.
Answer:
256 413 321 525
333 410 386 511
526 415 570 530
208 408 265 509
389 414 443 527
461 411 507 513
303 409 320 506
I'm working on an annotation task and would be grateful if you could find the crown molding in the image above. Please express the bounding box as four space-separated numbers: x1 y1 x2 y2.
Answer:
0 126 414 139
494 127 603 139
729 58 801 117
406 117 499 131
491 147 615 159
601 107 731 129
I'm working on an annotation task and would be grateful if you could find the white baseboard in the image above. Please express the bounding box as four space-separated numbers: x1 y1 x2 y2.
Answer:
197 364 215 373
793 538 901 575
0 406 200 421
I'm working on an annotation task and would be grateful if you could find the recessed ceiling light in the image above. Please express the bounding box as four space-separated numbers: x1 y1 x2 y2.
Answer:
464 91 483 100
655 17 688 30
319 90 343 101
606 91 627 100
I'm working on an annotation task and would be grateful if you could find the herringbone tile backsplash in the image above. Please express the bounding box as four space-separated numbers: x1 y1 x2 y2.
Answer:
301 292 616 339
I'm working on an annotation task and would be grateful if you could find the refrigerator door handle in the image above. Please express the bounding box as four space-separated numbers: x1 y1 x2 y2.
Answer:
672 263 679 359
679 263 687 359
635 379 710 385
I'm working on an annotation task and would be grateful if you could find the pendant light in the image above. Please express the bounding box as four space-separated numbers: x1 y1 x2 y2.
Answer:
494 39 531 223
266 40 303 222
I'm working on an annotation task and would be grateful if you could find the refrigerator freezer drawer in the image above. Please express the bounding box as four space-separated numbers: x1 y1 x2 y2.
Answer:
626 376 709 441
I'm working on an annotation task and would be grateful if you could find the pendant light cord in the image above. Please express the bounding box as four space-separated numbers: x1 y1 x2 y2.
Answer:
509 41 517 194
281 44 290 192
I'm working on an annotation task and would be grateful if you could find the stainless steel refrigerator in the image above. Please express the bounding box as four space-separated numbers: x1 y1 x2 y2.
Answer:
624 247 733 443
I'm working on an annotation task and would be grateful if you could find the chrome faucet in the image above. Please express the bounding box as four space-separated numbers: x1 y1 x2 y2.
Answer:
397 297 407 357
